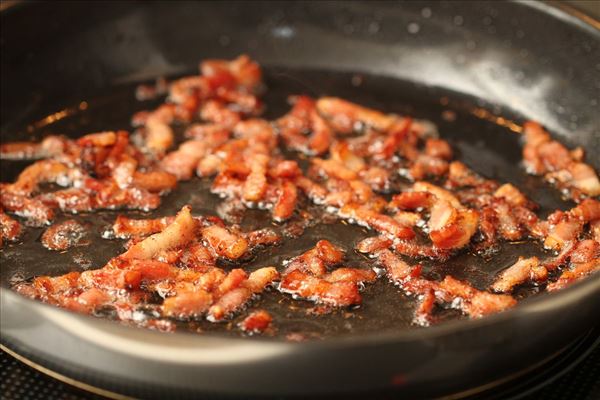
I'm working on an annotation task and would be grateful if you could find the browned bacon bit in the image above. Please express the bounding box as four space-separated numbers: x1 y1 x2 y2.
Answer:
373 249 516 318
207 267 279 321
413 289 436 326
522 121 600 200
547 260 599 292
0 189 54 226
323 267 377 284
279 270 363 307
491 257 546 293
245 228 281 248
338 204 416 240
272 180 298 221
355 236 393 255
41 219 87 251
544 239 599 291
540 199 600 251
277 96 333 155
201 224 249 260
278 240 375 307
123 206 198 260
284 240 344 276
436 276 517 318
238 309 273 334
316 97 396 133
0 209 22 246
112 215 174 239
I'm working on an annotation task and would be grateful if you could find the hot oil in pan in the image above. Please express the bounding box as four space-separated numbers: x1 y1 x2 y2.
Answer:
0 67 565 339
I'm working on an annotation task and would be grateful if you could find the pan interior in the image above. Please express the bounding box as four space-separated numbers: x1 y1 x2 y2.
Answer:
0 66 575 339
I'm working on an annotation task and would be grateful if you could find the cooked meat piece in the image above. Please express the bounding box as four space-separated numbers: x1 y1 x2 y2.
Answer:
279 270 363 307
316 97 396 133
123 206 198 260
491 257 546 293
41 219 87 251
239 309 273 334
522 121 600 199
0 209 22 245
202 225 249 260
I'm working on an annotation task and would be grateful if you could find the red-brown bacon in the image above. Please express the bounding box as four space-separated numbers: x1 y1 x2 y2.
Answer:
279 240 376 307
41 219 87 251
522 122 600 200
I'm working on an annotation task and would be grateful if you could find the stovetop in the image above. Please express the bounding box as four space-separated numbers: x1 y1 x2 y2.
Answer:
1 329 599 400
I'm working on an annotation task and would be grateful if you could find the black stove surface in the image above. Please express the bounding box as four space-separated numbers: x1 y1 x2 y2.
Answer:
1 328 599 400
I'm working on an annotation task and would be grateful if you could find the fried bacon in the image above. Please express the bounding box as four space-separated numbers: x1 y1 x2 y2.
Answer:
277 96 333 155
491 257 546 293
5 55 600 336
522 122 600 200
374 249 516 319
239 309 273 334
316 97 396 133
279 240 375 307
41 219 87 251
0 209 22 245
123 206 198 260
202 225 249 260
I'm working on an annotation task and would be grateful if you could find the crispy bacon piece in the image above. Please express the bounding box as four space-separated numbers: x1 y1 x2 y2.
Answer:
279 241 374 307
112 215 174 239
437 276 517 318
0 210 22 245
123 206 197 260
272 180 298 221
239 309 273 334
41 219 87 251
448 161 486 187
522 122 600 199
201 54 262 92
279 270 363 307
316 97 396 133
284 240 344 276
0 189 54 226
491 257 546 293
245 228 281 248
547 260 599 291
546 240 599 292
413 289 436 326
374 249 516 318
494 184 528 207
277 96 332 155
338 204 415 240
243 153 269 202
208 267 279 321
324 267 377 284
6 160 74 196
355 236 393 255
202 224 249 260
162 289 213 318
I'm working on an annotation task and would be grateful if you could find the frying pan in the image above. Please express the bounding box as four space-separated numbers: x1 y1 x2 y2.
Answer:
1 1 599 398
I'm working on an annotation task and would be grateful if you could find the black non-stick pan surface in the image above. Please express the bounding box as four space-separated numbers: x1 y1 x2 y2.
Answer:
1 1 599 398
